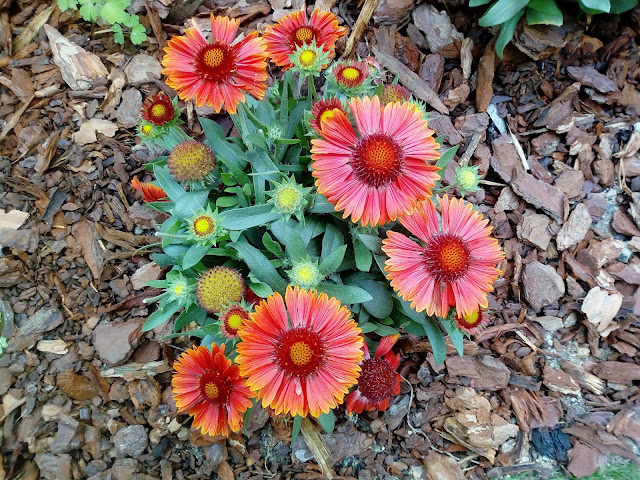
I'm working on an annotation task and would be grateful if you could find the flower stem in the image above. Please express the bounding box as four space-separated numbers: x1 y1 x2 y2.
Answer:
307 75 317 103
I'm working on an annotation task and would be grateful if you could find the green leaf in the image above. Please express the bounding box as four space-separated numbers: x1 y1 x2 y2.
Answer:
262 232 284 256
318 244 347 276
422 317 447 366
79 1 100 21
248 281 273 298
317 411 335 433
231 241 287 293
220 205 281 230
284 228 309 263
374 323 399 336
143 301 180 331
578 0 610 13
122 13 139 27
526 0 563 25
111 23 125 44
153 164 186 202
357 233 382 253
441 319 464 357
353 237 372 272
609 0 638 13
174 190 209 219
435 145 459 171
357 279 393 319
321 224 344 263
310 194 337 214
100 1 127 24
291 415 302 446
174 305 207 331
182 243 210 269
495 8 525 58
57 0 79 11
316 283 373 304
479 0 529 26
470 0 492 5
130 23 147 45
200 118 250 184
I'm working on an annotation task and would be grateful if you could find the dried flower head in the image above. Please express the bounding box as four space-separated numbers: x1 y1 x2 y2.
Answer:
167 141 216 183
196 266 246 314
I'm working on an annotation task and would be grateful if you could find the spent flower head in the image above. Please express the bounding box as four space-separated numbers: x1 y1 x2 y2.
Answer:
196 266 246 314
168 141 216 183
186 205 223 246
380 84 411 106
455 165 482 195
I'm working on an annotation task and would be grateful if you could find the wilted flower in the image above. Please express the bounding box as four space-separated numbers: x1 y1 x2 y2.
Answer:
167 141 216 183
196 266 245 314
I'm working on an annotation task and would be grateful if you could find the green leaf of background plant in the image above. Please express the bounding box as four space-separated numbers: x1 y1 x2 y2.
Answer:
479 0 529 26
57 0 79 11
374 323 399 336
182 243 210 270
422 317 447 366
130 23 147 45
578 0 610 13
111 23 125 44
353 237 372 271
470 0 492 5
316 283 372 304
318 244 347 276
220 205 281 230
317 411 335 433
435 145 459 171
495 8 525 58
609 0 637 13
356 233 382 253
310 194 337 214
291 415 302 446
358 279 393 319
174 305 207 331
526 0 563 25
441 319 465 357
262 232 284 256
284 228 309 263
143 301 180 331
173 190 209 219
153 164 186 202
321 224 344 263
231 241 287 293
79 1 100 21
100 1 127 24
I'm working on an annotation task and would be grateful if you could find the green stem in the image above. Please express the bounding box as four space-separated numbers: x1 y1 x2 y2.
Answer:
307 75 317 103
433 182 458 194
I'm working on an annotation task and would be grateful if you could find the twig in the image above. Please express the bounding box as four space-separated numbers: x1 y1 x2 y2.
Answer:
343 0 379 58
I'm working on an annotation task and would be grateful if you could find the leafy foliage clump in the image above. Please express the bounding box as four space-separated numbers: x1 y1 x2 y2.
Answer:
471 0 639 57
57 0 147 45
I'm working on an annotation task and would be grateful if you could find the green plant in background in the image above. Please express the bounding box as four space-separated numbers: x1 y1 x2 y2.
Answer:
57 0 147 45
471 0 639 57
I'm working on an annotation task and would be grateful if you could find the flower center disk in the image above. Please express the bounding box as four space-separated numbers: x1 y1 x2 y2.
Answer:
197 44 235 81
423 233 471 282
199 371 229 404
293 27 314 45
194 216 215 236
275 328 325 377
342 67 360 81
151 104 166 117
358 358 395 403
299 50 317 67
351 134 404 187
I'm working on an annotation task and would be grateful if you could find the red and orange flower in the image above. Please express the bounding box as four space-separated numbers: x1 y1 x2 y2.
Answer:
141 92 175 126
172 344 253 437
162 15 267 114
262 8 346 71
332 60 369 91
454 308 490 335
131 176 168 202
309 98 345 133
346 335 401 414
382 195 504 318
219 303 252 339
236 286 364 418
310 96 441 226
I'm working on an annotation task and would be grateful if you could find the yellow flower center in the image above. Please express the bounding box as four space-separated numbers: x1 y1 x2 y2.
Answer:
151 104 166 118
141 125 152 134
203 47 224 68
299 49 317 67
204 382 219 399
457 169 478 190
342 67 360 81
193 215 215 236
294 264 316 284
289 341 313 366
295 27 313 43
461 310 479 325
319 109 335 126
276 186 301 213
172 284 184 295
227 314 244 330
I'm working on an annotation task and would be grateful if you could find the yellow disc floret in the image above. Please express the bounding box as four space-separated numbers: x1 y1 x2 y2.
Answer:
276 186 302 213
196 266 245 314
342 67 360 81
299 50 317 67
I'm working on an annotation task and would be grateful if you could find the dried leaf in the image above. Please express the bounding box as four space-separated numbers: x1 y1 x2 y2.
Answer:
0 210 29 230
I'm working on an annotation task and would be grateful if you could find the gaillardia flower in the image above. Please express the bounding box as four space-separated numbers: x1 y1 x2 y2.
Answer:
380 84 410 106
196 266 246 314
309 98 345 133
162 15 267 113
346 335 401 414
332 60 369 92
289 39 332 75
382 195 504 318
267 176 311 221
219 303 252 339
167 141 216 183
187 206 222 245
262 8 346 71
131 176 168 202
310 96 441 226
287 259 323 289
455 165 482 195
172 344 253 437
454 308 490 335
236 286 364 417
141 92 175 126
